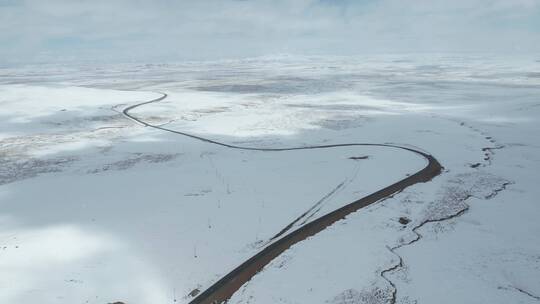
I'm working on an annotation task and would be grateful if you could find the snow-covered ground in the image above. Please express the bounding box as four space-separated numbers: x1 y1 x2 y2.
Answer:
0 55 539 304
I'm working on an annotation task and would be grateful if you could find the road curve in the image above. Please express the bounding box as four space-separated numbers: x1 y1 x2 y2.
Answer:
122 92 442 304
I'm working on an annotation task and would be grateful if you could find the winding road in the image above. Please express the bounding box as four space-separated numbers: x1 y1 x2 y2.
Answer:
122 92 442 304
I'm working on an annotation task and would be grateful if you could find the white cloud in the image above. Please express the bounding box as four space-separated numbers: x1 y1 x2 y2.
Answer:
1 0 538 64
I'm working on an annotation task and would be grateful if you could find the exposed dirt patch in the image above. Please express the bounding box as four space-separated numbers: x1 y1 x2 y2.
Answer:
0 156 77 185
317 116 368 130
398 217 411 225
470 163 481 168
349 156 369 160
188 289 201 298
87 153 181 174
327 286 392 304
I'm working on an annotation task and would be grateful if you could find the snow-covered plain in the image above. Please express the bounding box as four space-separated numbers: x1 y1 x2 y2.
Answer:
0 55 539 304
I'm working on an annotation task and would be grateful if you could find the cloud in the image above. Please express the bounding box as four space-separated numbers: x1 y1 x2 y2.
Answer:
1 0 539 64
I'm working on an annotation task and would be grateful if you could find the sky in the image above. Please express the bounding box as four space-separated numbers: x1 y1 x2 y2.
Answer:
1 0 539 64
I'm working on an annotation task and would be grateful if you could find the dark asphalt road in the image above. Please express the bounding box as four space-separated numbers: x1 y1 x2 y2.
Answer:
122 92 442 304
